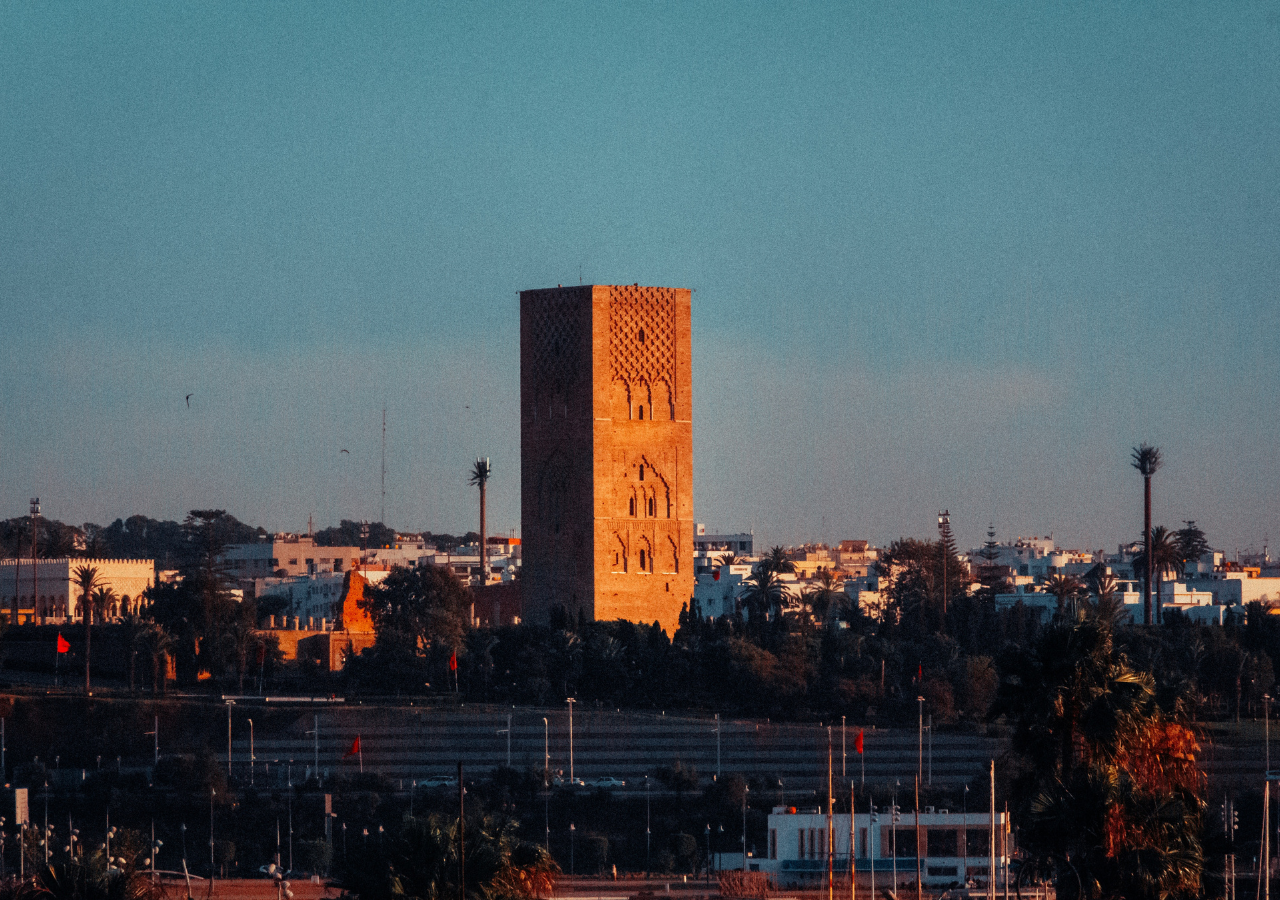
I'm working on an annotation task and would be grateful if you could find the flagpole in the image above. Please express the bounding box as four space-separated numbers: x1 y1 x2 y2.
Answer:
849 780 856 900
359 737 363 774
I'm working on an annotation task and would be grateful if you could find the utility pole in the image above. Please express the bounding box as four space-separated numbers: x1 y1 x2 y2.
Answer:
715 713 721 778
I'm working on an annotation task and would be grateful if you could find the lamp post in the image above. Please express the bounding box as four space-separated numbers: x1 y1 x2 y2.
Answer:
705 824 712 888
916 697 924 787
225 700 234 781
248 718 255 786
210 789 216 881
542 717 550 850
741 785 749 872
569 823 575 876
645 775 651 874
567 698 576 784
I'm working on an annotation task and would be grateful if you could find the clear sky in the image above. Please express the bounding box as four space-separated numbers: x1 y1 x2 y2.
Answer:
2 3 1277 555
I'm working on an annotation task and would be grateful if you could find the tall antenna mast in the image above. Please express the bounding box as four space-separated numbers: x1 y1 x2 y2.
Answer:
380 406 387 526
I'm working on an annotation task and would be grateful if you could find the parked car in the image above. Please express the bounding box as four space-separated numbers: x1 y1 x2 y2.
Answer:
420 776 458 788
553 775 586 787
584 776 626 789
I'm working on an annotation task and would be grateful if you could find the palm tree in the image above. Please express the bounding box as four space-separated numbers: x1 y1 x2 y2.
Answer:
136 624 175 696
72 565 99 693
1131 444 1162 625
802 569 846 627
761 545 795 576
469 457 491 588
717 552 741 567
1131 526 1182 625
996 602 1204 898
739 566 789 627
1043 573 1085 617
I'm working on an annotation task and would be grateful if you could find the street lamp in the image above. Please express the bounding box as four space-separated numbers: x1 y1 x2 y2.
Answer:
645 775 651 874
916 696 925 787
705 824 712 888
569 823 575 876
542 717 550 850
248 718 255 786
741 784 749 872
566 698 576 784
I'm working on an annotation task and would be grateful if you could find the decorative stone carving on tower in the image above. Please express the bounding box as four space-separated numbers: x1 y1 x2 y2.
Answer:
521 284 693 634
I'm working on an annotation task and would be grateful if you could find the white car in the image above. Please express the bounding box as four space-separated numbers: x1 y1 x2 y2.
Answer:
584 777 626 788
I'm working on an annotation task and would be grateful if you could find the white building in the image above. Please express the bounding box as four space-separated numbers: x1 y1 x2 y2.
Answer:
722 806 1012 890
0 558 154 624
255 568 391 625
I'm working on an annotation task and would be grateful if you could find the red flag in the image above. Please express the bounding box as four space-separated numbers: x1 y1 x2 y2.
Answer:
712 568 721 582
449 652 458 672
344 736 361 759
916 663 923 682
56 633 70 654
855 730 864 755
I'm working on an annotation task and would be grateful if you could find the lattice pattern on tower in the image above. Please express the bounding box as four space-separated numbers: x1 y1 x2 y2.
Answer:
609 285 676 395
529 289 584 399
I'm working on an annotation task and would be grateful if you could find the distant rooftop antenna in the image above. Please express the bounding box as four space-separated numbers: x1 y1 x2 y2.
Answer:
381 406 387 525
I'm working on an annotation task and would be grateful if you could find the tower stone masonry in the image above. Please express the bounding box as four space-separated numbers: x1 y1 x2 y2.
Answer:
520 284 694 635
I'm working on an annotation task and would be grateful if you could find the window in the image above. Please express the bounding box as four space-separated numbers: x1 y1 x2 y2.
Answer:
927 829 957 857
639 465 645 481
769 830 777 860
640 549 647 570
798 831 805 859
638 328 645 342
638 405 644 419
629 497 636 516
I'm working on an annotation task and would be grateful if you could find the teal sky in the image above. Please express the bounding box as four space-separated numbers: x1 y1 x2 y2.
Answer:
2 3 1277 555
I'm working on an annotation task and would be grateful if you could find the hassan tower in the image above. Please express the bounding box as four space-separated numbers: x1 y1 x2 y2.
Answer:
519 284 694 635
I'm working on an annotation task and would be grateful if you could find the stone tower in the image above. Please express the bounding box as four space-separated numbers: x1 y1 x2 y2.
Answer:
520 284 694 635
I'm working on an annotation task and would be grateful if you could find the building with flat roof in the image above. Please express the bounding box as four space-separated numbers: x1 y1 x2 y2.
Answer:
717 806 1012 891
0 558 154 624
520 284 694 634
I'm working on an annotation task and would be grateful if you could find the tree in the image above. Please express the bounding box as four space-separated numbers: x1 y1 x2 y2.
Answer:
135 622 174 696
1131 526 1181 625
739 566 789 629
1043 573 1085 617
1174 521 1210 572
337 813 557 900
760 546 795 576
360 563 472 689
1131 444 1162 626
802 569 846 628
470 458 492 587
997 600 1204 899
72 565 99 693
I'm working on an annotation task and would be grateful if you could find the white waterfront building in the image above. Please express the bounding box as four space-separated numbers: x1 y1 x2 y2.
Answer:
718 805 1012 891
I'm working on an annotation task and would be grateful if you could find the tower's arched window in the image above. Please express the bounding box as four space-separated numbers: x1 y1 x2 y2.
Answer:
639 548 647 570
629 497 636 516
639 465 645 481
638 405 644 419
638 328 645 343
